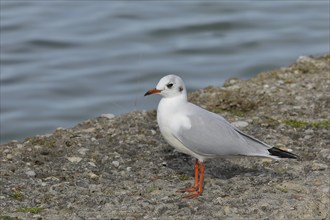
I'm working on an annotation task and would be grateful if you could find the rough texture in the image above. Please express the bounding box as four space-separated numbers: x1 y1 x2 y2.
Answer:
1 55 329 220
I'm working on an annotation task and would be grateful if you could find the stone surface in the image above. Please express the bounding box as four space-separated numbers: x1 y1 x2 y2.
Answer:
0 54 329 219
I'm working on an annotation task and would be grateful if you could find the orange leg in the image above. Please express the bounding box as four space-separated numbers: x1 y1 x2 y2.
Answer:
184 162 204 199
177 160 205 198
177 159 199 192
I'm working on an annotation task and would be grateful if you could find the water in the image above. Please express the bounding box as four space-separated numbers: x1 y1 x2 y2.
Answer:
1 1 329 143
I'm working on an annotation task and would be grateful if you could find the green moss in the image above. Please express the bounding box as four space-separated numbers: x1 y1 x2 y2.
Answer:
10 190 24 201
146 184 158 193
178 174 190 181
275 185 288 193
263 116 280 127
15 207 43 214
0 216 21 220
283 119 330 128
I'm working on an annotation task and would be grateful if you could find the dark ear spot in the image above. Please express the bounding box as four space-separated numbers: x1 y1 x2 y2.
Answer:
179 86 183 92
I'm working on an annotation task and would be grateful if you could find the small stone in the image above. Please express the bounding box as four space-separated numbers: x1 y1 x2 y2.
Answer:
33 214 42 219
223 206 231 215
126 167 132 172
306 83 314 90
112 161 120 167
67 156 82 163
304 135 312 139
151 129 157 135
82 127 96 133
305 129 314 134
231 121 249 128
314 180 321 186
102 156 109 163
26 170 36 177
88 172 99 179
101 113 115 119
88 162 96 167
214 197 224 205
311 162 328 171
56 127 66 131
78 147 89 155
261 158 273 164
6 154 13 160
44 176 60 182
322 187 329 193
34 145 42 150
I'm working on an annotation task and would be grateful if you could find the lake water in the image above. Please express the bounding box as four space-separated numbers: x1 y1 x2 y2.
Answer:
1 1 329 143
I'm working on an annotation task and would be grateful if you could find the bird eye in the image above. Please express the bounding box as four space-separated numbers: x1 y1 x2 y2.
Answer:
167 83 173 89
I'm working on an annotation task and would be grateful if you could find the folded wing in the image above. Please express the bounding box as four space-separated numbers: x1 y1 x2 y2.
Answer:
175 103 273 158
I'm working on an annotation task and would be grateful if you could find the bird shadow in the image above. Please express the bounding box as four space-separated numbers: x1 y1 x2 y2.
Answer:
163 150 276 180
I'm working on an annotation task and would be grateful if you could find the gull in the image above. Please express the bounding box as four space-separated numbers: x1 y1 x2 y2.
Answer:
144 74 297 198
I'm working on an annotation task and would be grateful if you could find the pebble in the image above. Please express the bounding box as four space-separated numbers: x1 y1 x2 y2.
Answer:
88 172 99 179
112 161 120 167
34 145 42 150
101 113 115 119
78 147 89 155
304 135 312 140
44 176 60 182
56 127 66 131
311 162 328 171
231 121 249 128
101 156 109 163
305 129 314 134
88 162 97 167
26 170 36 177
126 167 132 172
82 127 96 133
6 154 13 160
67 156 82 163
322 187 329 193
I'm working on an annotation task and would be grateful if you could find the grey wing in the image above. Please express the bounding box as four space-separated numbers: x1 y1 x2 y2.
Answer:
175 104 271 157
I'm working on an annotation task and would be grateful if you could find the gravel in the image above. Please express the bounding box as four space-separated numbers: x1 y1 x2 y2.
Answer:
1 54 329 219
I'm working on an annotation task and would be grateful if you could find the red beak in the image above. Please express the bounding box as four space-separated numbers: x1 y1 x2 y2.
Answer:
144 88 161 96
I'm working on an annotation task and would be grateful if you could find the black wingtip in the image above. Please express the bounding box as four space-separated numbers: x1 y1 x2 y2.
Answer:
268 147 298 159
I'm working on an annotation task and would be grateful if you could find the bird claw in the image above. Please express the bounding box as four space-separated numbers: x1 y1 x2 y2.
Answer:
176 187 198 193
183 191 202 199
177 186 203 198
